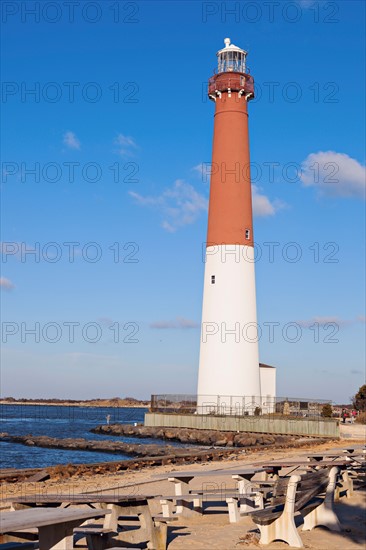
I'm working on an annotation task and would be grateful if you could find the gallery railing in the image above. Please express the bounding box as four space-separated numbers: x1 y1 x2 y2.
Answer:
150 394 332 418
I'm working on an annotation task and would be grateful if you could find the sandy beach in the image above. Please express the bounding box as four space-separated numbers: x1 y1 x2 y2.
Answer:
1 436 364 549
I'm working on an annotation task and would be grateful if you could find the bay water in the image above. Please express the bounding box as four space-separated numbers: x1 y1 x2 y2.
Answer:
0 404 171 469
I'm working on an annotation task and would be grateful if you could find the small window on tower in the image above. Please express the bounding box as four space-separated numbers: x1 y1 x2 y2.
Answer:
211 275 216 284
245 229 251 240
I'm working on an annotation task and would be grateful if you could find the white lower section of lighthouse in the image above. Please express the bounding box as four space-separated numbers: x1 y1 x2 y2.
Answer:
197 245 262 410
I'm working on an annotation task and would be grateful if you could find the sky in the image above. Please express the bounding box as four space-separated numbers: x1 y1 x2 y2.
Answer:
1 0 365 404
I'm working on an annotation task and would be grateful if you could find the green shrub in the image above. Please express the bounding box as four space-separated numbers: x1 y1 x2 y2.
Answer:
321 403 333 418
355 412 366 424
352 384 366 412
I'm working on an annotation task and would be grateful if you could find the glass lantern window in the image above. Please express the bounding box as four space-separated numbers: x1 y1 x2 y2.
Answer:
218 51 246 73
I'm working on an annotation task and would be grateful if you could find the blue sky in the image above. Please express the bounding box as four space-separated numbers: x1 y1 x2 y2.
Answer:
1 0 365 403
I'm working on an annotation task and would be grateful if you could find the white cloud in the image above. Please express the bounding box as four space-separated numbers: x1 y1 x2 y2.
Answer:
192 163 211 182
130 179 285 231
252 185 286 217
0 277 15 291
297 316 346 328
150 317 199 329
301 151 366 199
115 134 137 157
297 316 365 328
63 131 80 150
192 163 205 175
128 191 162 208
129 179 208 232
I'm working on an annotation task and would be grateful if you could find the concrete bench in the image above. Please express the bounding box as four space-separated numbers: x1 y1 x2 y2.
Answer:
74 526 117 550
158 488 261 522
249 466 340 548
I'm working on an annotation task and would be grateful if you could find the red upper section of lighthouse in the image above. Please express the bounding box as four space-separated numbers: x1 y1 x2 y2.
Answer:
206 39 255 248
208 72 254 99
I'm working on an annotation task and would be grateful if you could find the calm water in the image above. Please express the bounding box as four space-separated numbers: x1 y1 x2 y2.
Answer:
0 404 171 469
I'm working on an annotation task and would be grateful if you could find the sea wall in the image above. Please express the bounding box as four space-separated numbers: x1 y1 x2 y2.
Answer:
144 413 340 438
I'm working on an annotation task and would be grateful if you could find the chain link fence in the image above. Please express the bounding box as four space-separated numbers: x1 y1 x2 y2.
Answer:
150 394 331 418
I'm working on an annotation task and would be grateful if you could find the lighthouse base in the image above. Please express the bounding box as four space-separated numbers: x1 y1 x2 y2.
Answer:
197 245 262 399
196 364 276 414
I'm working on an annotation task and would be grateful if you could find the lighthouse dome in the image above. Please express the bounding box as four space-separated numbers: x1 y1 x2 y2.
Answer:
216 38 248 74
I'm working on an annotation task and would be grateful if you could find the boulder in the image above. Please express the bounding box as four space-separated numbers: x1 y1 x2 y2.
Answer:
214 437 229 446
234 434 258 447
163 430 178 440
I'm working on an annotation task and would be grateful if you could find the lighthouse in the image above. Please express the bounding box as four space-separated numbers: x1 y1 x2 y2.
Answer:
197 39 273 412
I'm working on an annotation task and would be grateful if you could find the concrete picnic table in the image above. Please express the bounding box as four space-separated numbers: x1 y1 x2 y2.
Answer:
257 460 349 473
305 451 366 472
0 507 110 550
8 493 162 549
341 449 366 465
306 449 359 462
153 466 272 517
256 460 356 500
306 454 350 462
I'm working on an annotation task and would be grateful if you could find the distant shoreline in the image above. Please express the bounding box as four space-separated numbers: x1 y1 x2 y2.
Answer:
0 400 150 408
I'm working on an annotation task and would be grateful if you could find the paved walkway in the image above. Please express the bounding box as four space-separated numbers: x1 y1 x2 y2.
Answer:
340 423 366 440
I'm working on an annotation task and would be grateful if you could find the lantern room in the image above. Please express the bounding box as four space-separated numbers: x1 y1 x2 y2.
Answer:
208 38 254 100
217 37 247 74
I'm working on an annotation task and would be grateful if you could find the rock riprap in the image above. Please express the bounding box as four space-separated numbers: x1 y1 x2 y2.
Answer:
0 433 197 456
92 424 297 447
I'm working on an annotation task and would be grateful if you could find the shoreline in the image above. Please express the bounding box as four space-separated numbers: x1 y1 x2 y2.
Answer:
0 401 149 408
0 432 345 483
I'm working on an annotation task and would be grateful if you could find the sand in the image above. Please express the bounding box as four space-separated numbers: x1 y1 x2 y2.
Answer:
1 438 365 549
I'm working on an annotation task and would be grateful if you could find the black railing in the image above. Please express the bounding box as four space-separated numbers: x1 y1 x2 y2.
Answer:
150 394 332 418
